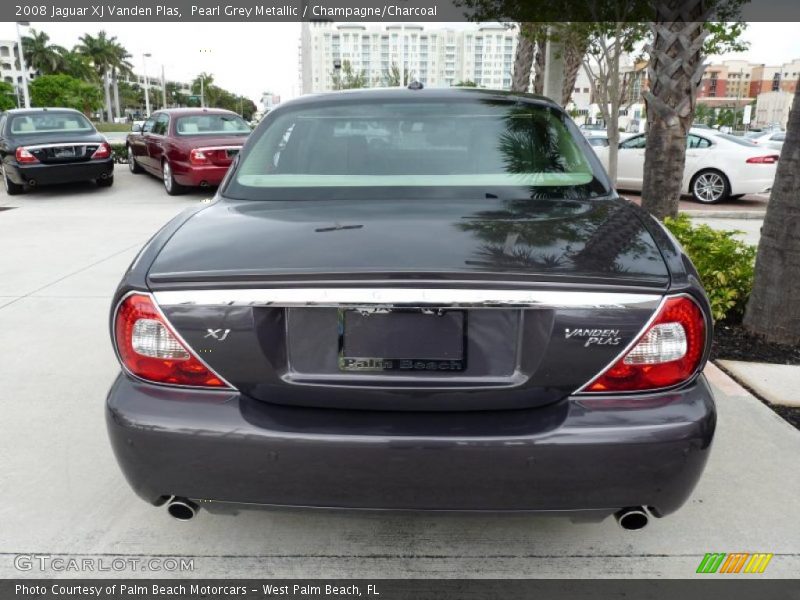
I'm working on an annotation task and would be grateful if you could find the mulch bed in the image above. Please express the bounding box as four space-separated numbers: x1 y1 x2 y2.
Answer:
711 323 800 365
712 322 800 431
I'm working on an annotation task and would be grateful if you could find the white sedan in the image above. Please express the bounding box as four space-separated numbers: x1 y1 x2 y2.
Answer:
593 129 779 203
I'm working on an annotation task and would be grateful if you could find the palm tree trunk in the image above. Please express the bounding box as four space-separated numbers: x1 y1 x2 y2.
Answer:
532 37 546 96
561 37 588 107
103 69 113 122
743 81 800 344
112 67 121 120
640 4 709 219
511 23 534 92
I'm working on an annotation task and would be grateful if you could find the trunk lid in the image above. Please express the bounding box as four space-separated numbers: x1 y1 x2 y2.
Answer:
148 197 669 287
147 197 669 411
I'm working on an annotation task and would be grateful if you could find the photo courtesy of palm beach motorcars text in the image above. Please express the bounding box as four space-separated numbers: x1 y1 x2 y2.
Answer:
1 0 799 597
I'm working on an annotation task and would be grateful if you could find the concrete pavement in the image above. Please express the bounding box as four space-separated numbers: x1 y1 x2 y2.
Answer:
718 360 800 408
1 170 798 579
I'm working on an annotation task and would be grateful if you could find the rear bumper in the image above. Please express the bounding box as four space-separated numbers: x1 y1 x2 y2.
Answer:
6 158 114 185
171 162 230 187
106 373 716 515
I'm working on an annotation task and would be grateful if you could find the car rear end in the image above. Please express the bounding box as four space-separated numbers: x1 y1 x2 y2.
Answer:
170 112 249 187
106 90 716 525
712 133 779 195
5 111 113 187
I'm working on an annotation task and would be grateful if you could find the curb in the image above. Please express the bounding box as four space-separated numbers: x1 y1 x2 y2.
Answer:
683 210 765 220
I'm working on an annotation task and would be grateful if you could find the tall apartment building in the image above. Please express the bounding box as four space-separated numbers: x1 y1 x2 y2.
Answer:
298 22 518 94
699 58 800 103
0 40 37 105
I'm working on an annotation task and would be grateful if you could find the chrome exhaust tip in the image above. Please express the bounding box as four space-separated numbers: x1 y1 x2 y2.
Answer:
27 179 36 186
614 506 649 531
166 497 198 521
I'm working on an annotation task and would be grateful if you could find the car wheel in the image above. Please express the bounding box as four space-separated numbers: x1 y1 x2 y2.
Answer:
2 164 25 196
162 160 186 196
691 170 730 204
96 175 114 188
128 147 143 173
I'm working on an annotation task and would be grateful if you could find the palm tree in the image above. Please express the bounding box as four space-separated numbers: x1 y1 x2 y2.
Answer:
108 42 133 119
22 30 65 75
511 23 535 92
76 31 119 122
60 50 96 81
639 5 710 219
743 79 800 344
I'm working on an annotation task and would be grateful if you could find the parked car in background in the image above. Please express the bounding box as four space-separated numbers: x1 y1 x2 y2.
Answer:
593 128 779 203
108 88 716 529
127 108 250 195
747 130 786 152
0 108 113 195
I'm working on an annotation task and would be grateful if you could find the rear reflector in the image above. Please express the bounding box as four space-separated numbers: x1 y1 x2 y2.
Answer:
114 293 229 388
581 295 706 393
746 155 779 164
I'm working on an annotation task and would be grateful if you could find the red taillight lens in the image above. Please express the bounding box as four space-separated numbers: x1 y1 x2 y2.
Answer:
91 142 111 159
746 155 779 164
189 148 210 165
114 293 229 388
15 147 39 163
582 295 706 393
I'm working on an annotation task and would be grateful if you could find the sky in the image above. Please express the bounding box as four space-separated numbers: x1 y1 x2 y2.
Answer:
0 21 798 106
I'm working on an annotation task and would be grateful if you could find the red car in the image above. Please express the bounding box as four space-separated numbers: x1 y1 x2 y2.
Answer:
126 108 250 195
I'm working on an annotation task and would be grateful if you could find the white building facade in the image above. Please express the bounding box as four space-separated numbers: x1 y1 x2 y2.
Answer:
299 23 518 94
0 40 37 106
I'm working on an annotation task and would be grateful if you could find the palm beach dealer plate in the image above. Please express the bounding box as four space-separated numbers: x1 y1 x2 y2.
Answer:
338 309 466 372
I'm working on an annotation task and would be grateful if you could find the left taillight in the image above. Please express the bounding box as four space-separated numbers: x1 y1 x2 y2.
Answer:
580 295 707 393
15 147 39 163
189 148 210 165
113 293 230 388
91 142 111 159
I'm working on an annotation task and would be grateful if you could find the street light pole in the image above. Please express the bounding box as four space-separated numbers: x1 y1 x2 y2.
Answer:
15 21 30 109
161 64 167 108
142 53 152 116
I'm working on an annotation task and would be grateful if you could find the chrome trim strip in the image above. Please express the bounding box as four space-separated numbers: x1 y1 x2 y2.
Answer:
195 145 243 152
24 142 100 150
153 288 661 310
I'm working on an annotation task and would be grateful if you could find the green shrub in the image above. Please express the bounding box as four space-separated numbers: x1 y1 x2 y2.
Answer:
663 214 756 323
110 142 128 163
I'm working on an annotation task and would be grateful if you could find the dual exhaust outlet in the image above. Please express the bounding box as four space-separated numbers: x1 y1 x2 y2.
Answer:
163 497 650 529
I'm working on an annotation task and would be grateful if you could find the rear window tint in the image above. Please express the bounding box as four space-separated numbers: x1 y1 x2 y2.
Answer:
227 98 609 201
175 114 250 135
10 113 94 134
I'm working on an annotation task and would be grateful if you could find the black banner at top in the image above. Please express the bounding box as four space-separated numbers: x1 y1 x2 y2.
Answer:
4 0 800 22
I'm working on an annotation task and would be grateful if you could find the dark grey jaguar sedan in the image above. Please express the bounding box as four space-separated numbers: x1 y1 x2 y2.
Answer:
107 87 715 529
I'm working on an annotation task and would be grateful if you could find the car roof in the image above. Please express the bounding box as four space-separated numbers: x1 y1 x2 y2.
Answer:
280 87 561 110
151 107 240 116
3 107 85 115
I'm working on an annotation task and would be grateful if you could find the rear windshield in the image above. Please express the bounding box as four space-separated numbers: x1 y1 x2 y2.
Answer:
175 114 250 136
10 112 94 135
226 98 609 201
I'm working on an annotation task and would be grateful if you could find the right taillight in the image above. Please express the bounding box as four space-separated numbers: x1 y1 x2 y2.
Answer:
113 293 230 388
746 155 779 164
581 295 706 393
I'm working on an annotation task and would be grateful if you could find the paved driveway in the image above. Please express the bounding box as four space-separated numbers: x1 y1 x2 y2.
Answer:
1 170 798 579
